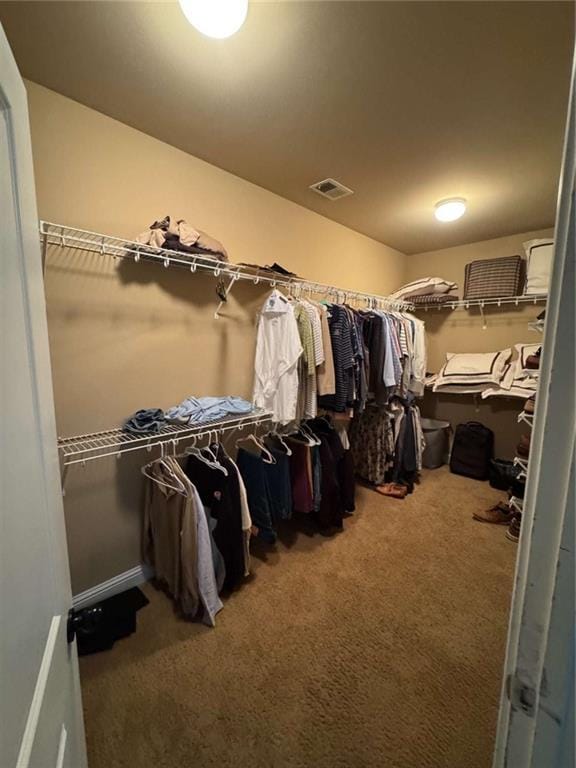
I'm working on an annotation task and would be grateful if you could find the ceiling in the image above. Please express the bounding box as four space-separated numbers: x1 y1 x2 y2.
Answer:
0 1 573 254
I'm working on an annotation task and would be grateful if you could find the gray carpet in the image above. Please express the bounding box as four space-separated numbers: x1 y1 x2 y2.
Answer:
80 467 516 768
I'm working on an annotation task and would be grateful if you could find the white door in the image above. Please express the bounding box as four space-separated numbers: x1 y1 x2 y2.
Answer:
493 53 575 768
0 24 88 768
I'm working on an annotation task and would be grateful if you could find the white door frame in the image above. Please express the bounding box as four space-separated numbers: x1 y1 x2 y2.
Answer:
493 50 575 768
0 22 87 768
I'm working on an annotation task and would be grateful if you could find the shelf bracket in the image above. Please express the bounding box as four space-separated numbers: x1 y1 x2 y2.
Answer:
479 302 487 330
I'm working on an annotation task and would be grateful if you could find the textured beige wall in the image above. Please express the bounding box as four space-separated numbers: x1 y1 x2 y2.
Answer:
405 230 553 458
27 81 405 593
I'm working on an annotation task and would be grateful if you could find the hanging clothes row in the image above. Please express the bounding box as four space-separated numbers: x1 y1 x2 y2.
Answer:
251 289 427 498
142 416 355 627
349 395 425 496
252 289 427 425
142 440 252 627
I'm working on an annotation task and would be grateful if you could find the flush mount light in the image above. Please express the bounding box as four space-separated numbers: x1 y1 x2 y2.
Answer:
178 0 248 39
434 198 467 222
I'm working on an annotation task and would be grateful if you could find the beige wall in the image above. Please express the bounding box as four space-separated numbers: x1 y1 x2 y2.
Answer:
405 230 552 458
27 81 405 593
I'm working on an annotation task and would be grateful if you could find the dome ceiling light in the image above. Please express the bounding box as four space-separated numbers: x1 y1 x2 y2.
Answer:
434 198 467 222
178 0 248 39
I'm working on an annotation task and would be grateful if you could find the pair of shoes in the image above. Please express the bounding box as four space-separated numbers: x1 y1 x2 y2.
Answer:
375 482 408 499
517 434 531 459
506 514 522 542
524 396 535 415
473 502 514 525
526 347 541 370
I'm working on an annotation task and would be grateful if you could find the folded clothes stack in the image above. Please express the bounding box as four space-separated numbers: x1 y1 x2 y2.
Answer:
123 396 254 434
390 277 458 305
133 215 228 261
426 343 541 399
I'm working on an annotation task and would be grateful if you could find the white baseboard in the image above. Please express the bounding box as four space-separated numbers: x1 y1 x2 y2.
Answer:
72 564 154 610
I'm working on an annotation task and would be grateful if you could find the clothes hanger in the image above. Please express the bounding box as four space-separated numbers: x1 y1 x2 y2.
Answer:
300 423 322 445
287 424 315 447
266 427 292 456
236 433 276 464
183 433 228 475
314 414 334 430
141 447 187 494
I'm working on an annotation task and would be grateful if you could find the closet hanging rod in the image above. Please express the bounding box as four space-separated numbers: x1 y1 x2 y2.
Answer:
58 411 273 467
40 221 414 311
416 294 547 311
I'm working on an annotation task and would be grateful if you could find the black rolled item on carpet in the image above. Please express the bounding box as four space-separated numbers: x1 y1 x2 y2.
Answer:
489 458 521 491
76 587 149 656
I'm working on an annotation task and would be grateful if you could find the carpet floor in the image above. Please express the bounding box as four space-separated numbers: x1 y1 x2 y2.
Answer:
79 467 516 768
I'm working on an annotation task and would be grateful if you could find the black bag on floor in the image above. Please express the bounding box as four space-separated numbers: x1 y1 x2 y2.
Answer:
449 421 494 481
489 458 521 490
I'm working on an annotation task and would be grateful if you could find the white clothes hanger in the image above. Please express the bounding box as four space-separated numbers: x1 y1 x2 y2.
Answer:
300 423 322 446
266 429 292 457
141 454 187 494
182 432 228 475
236 433 276 464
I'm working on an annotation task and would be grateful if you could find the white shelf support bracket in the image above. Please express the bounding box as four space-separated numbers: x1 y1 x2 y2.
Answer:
480 302 487 330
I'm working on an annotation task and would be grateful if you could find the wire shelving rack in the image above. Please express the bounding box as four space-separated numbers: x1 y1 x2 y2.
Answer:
416 295 547 312
40 221 415 312
58 411 273 468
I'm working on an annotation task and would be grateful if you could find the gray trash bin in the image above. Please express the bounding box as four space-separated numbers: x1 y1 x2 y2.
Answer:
421 418 451 469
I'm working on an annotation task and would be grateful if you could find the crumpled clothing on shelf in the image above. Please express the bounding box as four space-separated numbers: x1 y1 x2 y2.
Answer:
123 408 166 434
135 215 228 261
238 262 299 278
165 396 253 426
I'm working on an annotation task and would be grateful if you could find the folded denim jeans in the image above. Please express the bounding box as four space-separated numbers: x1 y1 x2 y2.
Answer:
123 408 166 434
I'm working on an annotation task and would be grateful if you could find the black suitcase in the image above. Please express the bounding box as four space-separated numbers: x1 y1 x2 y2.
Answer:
450 421 494 480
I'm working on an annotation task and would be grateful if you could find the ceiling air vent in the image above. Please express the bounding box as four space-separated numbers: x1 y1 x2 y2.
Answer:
309 178 354 201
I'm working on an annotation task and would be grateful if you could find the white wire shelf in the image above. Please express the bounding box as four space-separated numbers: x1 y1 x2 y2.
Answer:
416 295 547 311
40 221 414 311
58 411 273 468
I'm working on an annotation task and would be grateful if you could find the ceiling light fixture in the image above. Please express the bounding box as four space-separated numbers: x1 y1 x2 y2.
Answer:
434 198 467 222
178 0 248 39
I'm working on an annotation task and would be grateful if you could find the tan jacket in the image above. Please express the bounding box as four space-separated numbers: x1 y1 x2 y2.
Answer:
143 458 199 616
314 303 336 396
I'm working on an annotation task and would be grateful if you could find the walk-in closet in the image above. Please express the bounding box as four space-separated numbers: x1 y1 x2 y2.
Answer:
2 3 575 768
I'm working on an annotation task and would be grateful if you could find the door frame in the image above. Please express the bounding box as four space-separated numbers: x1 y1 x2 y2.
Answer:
492 50 575 768
1 21 88 768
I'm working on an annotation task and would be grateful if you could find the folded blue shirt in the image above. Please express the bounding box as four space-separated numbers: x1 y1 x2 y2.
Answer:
165 396 253 426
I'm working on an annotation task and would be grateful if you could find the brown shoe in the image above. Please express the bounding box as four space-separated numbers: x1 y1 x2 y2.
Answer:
517 434 531 458
506 514 521 542
375 483 407 499
473 502 514 525
526 348 541 370
524 397 535 415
